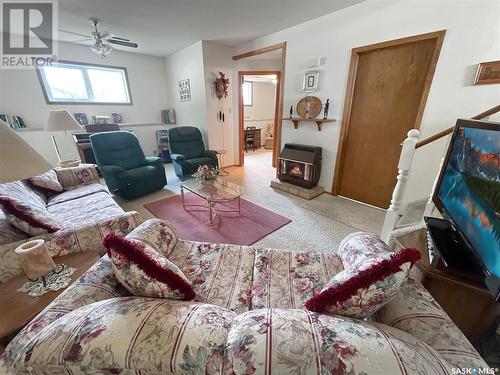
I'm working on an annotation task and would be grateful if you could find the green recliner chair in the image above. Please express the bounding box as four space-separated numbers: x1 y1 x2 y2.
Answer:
168 126 218 179
90 131 167 200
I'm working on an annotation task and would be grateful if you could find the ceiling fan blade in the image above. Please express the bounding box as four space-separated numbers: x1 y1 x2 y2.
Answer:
111 36 130 42
107 39 138 48
70 38 94 43
59 29 91 38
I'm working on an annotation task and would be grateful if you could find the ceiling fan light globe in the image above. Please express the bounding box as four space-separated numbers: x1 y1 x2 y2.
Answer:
91 40 112 56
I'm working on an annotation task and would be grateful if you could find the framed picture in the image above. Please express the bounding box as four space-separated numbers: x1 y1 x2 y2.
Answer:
474 60 500 85
74 113 88 125
178 79 191 101
112 113 123 123
302 70 319 93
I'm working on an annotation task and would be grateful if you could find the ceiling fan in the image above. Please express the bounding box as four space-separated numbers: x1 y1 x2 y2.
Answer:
61 18 138 58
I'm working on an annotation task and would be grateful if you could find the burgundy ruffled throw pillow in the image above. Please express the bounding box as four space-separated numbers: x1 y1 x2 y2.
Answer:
102 232 196 300
305 248 420 318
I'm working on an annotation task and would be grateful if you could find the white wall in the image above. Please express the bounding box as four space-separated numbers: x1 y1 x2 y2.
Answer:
234 0 500 203
237 58 282 72
201 41 236 166
244 81 276 133
165 41 209 144
165 42 284 166
0 40 169 164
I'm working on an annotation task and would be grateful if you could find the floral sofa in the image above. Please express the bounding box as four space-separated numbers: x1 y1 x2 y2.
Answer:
0 164 141 283
1 220 487 374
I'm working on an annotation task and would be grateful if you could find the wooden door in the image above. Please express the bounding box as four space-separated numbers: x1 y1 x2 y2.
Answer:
333 31 445 208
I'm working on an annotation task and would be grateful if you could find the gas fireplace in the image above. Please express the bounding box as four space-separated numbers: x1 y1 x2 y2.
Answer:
277 144 322 189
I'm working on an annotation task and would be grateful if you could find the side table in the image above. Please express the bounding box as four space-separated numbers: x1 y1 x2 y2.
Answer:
216 150 230 176
0 251 100 341
394 228 500 345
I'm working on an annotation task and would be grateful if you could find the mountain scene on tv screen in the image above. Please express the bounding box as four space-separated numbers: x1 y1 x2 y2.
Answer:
438 126 500 277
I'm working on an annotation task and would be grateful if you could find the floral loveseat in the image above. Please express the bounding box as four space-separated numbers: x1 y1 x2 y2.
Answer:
1 220 487 374
0 164 141 283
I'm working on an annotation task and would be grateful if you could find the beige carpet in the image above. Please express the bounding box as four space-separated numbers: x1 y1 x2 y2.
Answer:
114 150 367 254
302 194 385 233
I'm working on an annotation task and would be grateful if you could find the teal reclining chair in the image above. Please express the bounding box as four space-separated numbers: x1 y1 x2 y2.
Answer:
168 126 218 179
90 131 167 200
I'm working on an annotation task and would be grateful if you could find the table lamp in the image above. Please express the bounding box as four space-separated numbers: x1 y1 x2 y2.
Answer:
44 110 82 162
0 120 53 183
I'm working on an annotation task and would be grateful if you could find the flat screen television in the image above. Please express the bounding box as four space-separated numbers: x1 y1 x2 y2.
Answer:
433 118 500 298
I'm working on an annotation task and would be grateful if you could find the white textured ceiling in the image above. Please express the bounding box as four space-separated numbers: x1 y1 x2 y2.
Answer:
58 0 364 57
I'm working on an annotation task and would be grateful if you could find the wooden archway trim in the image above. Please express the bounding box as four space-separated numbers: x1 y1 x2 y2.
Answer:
232 42 286 61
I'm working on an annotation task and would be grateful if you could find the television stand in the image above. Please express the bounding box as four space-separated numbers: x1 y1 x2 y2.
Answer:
424 217 485 281
394 228 500 346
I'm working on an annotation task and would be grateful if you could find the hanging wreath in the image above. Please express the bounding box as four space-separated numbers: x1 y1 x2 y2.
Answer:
215 71 230 99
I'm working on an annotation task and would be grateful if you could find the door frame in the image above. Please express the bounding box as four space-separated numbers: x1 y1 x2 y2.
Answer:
332 30 446 197
238 70 281 166
233 42 287 167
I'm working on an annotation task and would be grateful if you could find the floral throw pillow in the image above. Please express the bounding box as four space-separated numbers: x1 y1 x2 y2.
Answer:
305 248 420 318
0 180 61 236
338 231 393 269
125 219 178 258
28 169 63 195
102 232 196 300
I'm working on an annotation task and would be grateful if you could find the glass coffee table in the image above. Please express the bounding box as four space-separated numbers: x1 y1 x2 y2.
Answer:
180 179 244 228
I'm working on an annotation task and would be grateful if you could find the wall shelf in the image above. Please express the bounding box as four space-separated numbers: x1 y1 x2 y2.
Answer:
283 117 336 131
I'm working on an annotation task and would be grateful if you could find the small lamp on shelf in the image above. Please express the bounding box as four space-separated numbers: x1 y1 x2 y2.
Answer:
44 110 82 164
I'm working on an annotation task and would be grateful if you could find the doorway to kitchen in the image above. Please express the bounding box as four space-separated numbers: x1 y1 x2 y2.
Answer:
239 72 280 167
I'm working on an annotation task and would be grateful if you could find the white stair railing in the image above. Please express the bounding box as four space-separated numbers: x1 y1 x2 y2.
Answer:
380 104 500 243
381 129 420 243
422 156 445 218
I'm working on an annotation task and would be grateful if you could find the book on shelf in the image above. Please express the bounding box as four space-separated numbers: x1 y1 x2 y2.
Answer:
0 115 27 130
161 109 176 124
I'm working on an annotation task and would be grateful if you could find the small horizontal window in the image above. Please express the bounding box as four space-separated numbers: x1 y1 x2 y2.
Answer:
242 81 252 106
37 61 132 104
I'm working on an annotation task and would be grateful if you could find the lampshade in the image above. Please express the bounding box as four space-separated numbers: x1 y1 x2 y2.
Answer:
0 121 53 183
44 110 82 132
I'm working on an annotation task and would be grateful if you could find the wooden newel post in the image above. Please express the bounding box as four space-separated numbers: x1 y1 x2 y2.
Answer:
381 129 420 243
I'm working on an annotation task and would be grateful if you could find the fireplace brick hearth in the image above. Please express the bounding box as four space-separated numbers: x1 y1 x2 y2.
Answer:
270 179 324 200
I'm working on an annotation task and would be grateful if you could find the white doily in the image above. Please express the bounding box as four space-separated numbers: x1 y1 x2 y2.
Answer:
17 264 76 297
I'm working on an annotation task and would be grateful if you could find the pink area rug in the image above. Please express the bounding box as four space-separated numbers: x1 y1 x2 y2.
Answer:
144 193 291 245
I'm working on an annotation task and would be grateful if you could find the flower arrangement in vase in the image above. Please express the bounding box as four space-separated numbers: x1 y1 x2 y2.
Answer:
192 164 219 188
